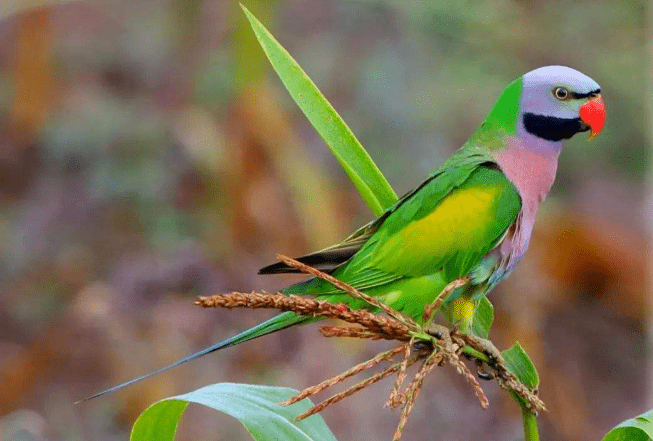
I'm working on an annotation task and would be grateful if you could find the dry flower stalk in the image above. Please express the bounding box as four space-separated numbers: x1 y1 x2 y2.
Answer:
448 349 490 409
319 325 399 340
296 354 423 421
195 255 545 439
393 353 442 441
276 254 413 327
280 345 406 406
196 291 410 339
422 276 471 324
386 340 413 409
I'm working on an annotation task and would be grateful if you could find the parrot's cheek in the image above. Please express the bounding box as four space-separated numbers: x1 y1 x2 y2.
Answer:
580 96 605 140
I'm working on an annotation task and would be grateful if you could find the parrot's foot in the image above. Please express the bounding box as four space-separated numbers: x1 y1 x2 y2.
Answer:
475 360 494 381
423 325 503 367
465 335 504 365
425 323 451 342
424 324 459 357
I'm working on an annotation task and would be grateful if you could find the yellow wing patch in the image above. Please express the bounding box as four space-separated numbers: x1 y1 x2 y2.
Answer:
399 185 502 250
372 184 505 275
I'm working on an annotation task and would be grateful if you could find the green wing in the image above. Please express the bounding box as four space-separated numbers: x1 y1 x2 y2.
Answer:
277 149 522 295
258 217 382 274
370 164 522 278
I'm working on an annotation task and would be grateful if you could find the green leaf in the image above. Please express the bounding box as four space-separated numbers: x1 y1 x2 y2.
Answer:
602 409 653 441
131 399 188 441
502 343 539 390
131 382 338 441
471 296 493 339
241 4 398 215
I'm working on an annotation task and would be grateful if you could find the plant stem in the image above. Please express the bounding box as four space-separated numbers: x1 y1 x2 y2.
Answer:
461 345 489 362
521 406 540 441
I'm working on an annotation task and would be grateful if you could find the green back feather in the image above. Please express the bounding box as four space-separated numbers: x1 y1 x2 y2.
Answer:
284 149 522 299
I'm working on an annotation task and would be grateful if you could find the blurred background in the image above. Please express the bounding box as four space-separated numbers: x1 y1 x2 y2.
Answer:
0 0 648 440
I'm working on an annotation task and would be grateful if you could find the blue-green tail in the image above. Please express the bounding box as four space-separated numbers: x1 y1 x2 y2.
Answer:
77 311 314 402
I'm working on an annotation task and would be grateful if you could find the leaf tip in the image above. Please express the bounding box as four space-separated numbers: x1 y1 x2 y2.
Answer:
239 3 254 21
238 2 252 20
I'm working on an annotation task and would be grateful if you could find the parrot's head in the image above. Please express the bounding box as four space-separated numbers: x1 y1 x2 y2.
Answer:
518 65 605 141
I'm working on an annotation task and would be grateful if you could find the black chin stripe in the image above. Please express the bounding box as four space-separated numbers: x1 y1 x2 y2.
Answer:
522 113 587 141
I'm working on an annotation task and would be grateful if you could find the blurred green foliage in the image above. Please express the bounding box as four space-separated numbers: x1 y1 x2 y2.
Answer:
0 1 647 441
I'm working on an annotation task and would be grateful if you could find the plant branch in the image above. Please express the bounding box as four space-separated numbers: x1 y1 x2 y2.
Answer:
277 254 413 327
422 276 470 324
195 258 545 440
195 291 410 339
280 345 406 406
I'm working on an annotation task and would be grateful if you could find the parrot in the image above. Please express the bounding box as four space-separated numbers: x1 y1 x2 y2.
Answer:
82 65 605 401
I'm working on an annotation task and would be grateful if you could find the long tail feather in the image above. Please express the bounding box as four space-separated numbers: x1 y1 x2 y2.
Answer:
77 311 314 403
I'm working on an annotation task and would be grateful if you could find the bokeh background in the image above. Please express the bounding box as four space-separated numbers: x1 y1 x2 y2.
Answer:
0 0 649 440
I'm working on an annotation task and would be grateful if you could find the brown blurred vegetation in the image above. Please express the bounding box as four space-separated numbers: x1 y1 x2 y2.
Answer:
0 1 648 440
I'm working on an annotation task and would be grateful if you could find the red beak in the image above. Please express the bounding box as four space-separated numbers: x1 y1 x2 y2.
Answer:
579 95 605 140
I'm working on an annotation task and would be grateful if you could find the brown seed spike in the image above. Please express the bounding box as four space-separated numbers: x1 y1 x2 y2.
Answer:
193 259 546 436
280 345 405 406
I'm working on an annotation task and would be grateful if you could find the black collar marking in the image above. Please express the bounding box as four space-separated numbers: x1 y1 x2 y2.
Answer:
522 113 588 141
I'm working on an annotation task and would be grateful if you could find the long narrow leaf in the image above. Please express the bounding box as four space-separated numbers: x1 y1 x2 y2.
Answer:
241 4 397 215
131 383 338 441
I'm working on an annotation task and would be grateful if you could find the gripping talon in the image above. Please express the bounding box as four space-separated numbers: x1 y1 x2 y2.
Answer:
425 324 451 342
476 361 494 380
412 340 432 353
469 336 504 365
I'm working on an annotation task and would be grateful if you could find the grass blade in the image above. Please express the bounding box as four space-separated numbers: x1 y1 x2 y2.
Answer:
241 4 397 214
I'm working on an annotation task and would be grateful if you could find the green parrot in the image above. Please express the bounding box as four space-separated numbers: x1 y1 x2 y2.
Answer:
84 66 605 400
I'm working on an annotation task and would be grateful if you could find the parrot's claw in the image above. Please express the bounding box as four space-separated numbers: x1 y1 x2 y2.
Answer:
424 324 456 356
467 335 504 365
425 324 452 343
411 340 431 353
476 360 494 380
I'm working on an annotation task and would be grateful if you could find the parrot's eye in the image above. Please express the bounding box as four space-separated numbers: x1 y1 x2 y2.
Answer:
553 87 569 101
